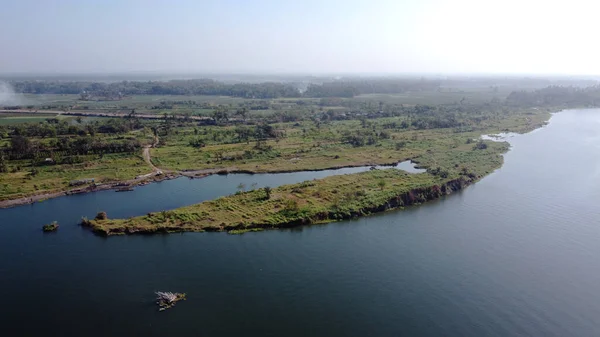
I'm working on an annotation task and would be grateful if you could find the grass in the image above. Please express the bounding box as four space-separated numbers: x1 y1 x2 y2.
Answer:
0 117 54 125
0 153 149 201
17 86 523 117
82 103 553 235
355 90 510 105
85 128 514 235
0 112 63 125
86 170 469 235
150 108 547 173
0 90 552 203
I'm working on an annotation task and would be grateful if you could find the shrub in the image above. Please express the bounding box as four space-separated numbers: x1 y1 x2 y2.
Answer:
95 212 108 220
42 221 59 232
473 141 488 150
80 217 92 226
264 186 272 199
283 199 299 213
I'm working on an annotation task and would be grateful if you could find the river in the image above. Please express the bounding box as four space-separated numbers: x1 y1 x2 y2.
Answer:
1 109 599 336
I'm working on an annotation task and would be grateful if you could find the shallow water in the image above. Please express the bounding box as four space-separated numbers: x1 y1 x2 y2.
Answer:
1 110 600 336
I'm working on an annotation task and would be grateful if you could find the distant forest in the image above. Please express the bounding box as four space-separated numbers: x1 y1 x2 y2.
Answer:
11 79 301 99
9 78 442 99
506 86 600 107
9 79 600 106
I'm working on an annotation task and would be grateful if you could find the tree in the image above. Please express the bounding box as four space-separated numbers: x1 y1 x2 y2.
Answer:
85 124 96 137
283 199 299 213
0 152 8 173
254 123 276 139
235 107 248 120
473 141 488 150
212 107 229 123
189 138 205 148
30 160 39 176
360 117 367 128
377 180 386 190
264 186 272 199
234 126 252 143
11 135 31 154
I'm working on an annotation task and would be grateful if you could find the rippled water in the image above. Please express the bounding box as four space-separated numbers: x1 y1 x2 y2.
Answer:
1 110 600 336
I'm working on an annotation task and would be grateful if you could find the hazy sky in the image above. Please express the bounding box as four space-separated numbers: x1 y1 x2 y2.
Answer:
0 0 598 75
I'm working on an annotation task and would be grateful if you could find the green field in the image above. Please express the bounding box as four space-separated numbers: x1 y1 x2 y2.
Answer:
0 116 55 125
85 134 512 235
0 153 149 201
15 85 521 118
0 85 552 203
355 88 511 105
0 112 63 125
85 106 551 235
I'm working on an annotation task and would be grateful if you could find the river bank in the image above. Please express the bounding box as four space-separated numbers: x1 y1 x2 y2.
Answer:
82 125 513 236
82 121 530 235
84 171 475 236
0 159 423 209
0 171 179 209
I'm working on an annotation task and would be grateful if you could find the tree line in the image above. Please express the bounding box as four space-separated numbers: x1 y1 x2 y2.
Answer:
506 86 600 107
304 79 441 98
10 79 302 99
10 78 445 99
0 118 144 165
2 118 142 139
2 135 141 163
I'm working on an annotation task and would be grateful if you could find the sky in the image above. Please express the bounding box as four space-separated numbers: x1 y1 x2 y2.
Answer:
0 0 598 75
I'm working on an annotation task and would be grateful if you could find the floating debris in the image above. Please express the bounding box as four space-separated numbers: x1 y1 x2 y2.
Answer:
155 291 186 311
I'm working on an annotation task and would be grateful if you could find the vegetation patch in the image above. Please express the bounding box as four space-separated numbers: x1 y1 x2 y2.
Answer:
85 138 504 236
42 221 59 232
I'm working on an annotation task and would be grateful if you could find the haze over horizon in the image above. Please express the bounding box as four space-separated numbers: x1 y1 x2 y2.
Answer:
1 0 598 76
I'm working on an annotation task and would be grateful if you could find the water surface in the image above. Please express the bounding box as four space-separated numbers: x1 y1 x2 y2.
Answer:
1 110 600 337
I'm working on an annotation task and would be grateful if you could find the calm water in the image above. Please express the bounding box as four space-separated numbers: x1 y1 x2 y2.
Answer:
1 109 600 336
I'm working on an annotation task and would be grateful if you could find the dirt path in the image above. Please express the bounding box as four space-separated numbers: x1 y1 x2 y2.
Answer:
142 134 161 173
142 146 160 172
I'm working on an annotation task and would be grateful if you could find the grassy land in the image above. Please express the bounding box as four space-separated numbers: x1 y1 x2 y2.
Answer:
0 85 552 204
0 112 64 125
16 85 516 117
354 88 512 105
0 153 149 201
85 135 509 235
83 101 553 235
151 108 548 173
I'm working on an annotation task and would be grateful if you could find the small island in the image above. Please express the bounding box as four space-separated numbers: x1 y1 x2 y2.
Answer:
155 291 186 311
42 221 59 232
